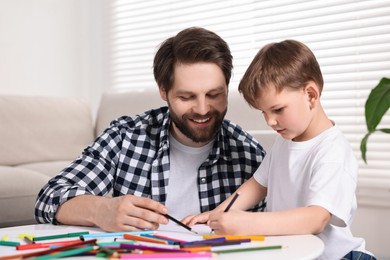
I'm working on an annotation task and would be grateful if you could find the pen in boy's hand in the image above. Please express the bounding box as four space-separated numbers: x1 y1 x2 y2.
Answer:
224 192 240 212
210 192 240 234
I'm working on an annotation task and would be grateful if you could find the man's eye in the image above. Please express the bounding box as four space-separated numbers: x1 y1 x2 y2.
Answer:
179 96 192 101
208 93 222 99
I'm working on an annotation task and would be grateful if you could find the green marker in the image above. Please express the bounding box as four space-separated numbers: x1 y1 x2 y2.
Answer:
0 240 21 247
31 245 96 260
33 231 89 241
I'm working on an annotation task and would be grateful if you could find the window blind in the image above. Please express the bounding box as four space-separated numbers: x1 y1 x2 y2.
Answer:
108 0 390 207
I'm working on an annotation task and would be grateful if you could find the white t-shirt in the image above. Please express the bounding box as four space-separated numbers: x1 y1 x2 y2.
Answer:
165 135 213 219
254 125 366 260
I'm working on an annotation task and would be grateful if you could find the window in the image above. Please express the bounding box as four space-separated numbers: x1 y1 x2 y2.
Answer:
108 0 390 206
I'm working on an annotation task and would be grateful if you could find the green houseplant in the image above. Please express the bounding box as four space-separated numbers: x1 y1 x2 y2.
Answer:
360 77 390 163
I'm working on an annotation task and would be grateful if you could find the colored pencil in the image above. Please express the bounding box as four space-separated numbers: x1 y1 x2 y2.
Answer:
31 245 97 260
151 234 187 243
0 239 97 260
141 234 181 245
164 214 197 234
180 240 245 248
16 239 85 250
81 230 154 240
120 243 190 253
180 237 225 245
33 231 89 241
202 234 265 241
119 252 214 259
123 233 168 244
213 245 282 254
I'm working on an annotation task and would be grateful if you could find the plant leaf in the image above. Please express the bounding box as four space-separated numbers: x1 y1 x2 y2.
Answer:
365 77 390 131
379 128 390 134
360 132 371 164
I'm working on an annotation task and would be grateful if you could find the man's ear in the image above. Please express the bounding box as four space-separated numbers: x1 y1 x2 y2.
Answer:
305 81 320 109
159 86 168 101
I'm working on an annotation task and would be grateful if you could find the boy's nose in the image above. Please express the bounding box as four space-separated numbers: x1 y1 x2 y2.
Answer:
266 115 277 127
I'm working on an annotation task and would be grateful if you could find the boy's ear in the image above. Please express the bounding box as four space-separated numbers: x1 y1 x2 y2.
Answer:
305 82 320 108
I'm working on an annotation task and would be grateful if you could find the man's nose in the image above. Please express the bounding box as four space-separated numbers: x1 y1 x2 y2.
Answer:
193 97 210 115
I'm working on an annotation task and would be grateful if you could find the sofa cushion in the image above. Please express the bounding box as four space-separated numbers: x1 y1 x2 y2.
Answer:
0 166 51 227
18 160 73 178
95 88 165 136
0 95 94 166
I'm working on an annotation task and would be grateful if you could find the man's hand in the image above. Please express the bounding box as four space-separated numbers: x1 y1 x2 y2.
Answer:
55 194 169 232
94 195 169 232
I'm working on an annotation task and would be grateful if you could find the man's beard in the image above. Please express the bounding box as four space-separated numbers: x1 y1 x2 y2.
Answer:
168 104 227 144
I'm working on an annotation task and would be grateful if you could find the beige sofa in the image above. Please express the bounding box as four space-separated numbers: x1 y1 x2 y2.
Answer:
0 89 274 227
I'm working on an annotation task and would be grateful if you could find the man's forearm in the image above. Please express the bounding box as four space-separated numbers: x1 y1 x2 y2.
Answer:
55 195 107 226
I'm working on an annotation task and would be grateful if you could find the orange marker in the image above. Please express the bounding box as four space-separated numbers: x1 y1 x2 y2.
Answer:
123 234 168 244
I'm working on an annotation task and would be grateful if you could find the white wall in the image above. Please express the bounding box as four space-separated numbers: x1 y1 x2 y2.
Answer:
0 0 107 114
352 206 390 259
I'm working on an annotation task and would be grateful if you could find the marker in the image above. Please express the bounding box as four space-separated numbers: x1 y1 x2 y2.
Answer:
123 233 168 244
120 243 190 253
33 231 89 241
202 234 265 241
213 245 282 253
81 230 154 240
119 252 214 259
0 241 20 247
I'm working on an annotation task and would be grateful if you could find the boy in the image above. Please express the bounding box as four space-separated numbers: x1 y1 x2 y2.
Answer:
184 40 374 260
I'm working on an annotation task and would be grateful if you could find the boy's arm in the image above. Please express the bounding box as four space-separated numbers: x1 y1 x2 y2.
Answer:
209 205 330 235
183 177 266 226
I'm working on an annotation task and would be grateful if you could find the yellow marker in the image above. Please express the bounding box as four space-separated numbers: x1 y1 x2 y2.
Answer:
1 234 9 241
18 234 35 240
202 234 265 241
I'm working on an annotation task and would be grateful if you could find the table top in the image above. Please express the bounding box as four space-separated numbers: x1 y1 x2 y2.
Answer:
0 223 324 259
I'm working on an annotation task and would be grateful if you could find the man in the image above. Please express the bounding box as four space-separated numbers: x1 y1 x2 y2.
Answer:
35 27 265 232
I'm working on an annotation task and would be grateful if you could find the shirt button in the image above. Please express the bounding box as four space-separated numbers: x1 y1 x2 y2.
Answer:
201 178 206 183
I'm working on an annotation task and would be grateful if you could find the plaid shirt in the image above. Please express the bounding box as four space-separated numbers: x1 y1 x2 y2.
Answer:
35 107 266 224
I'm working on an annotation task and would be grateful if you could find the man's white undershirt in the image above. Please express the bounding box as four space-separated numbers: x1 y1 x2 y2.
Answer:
165 134 213 219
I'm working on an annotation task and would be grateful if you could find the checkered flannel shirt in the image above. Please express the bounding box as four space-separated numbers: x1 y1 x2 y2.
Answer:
35 106 266 224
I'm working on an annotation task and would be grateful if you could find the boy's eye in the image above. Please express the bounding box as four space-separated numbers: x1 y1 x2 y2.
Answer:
273 107 284 113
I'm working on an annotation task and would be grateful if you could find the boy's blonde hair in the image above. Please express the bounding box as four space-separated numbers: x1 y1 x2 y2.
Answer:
238 40 323 108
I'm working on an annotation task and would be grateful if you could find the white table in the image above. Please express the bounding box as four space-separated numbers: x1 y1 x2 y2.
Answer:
0 223 324 259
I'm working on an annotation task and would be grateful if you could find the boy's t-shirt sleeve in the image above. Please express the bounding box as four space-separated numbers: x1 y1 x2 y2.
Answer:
307 152 358 227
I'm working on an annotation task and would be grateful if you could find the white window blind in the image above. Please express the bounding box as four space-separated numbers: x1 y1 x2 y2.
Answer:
108 0 390 206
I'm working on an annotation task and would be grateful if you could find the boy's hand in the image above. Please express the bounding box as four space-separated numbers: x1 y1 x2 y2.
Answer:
182 211 213 227
208 209 253 235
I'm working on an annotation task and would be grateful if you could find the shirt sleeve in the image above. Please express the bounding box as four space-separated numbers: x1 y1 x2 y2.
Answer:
307 144 358 227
